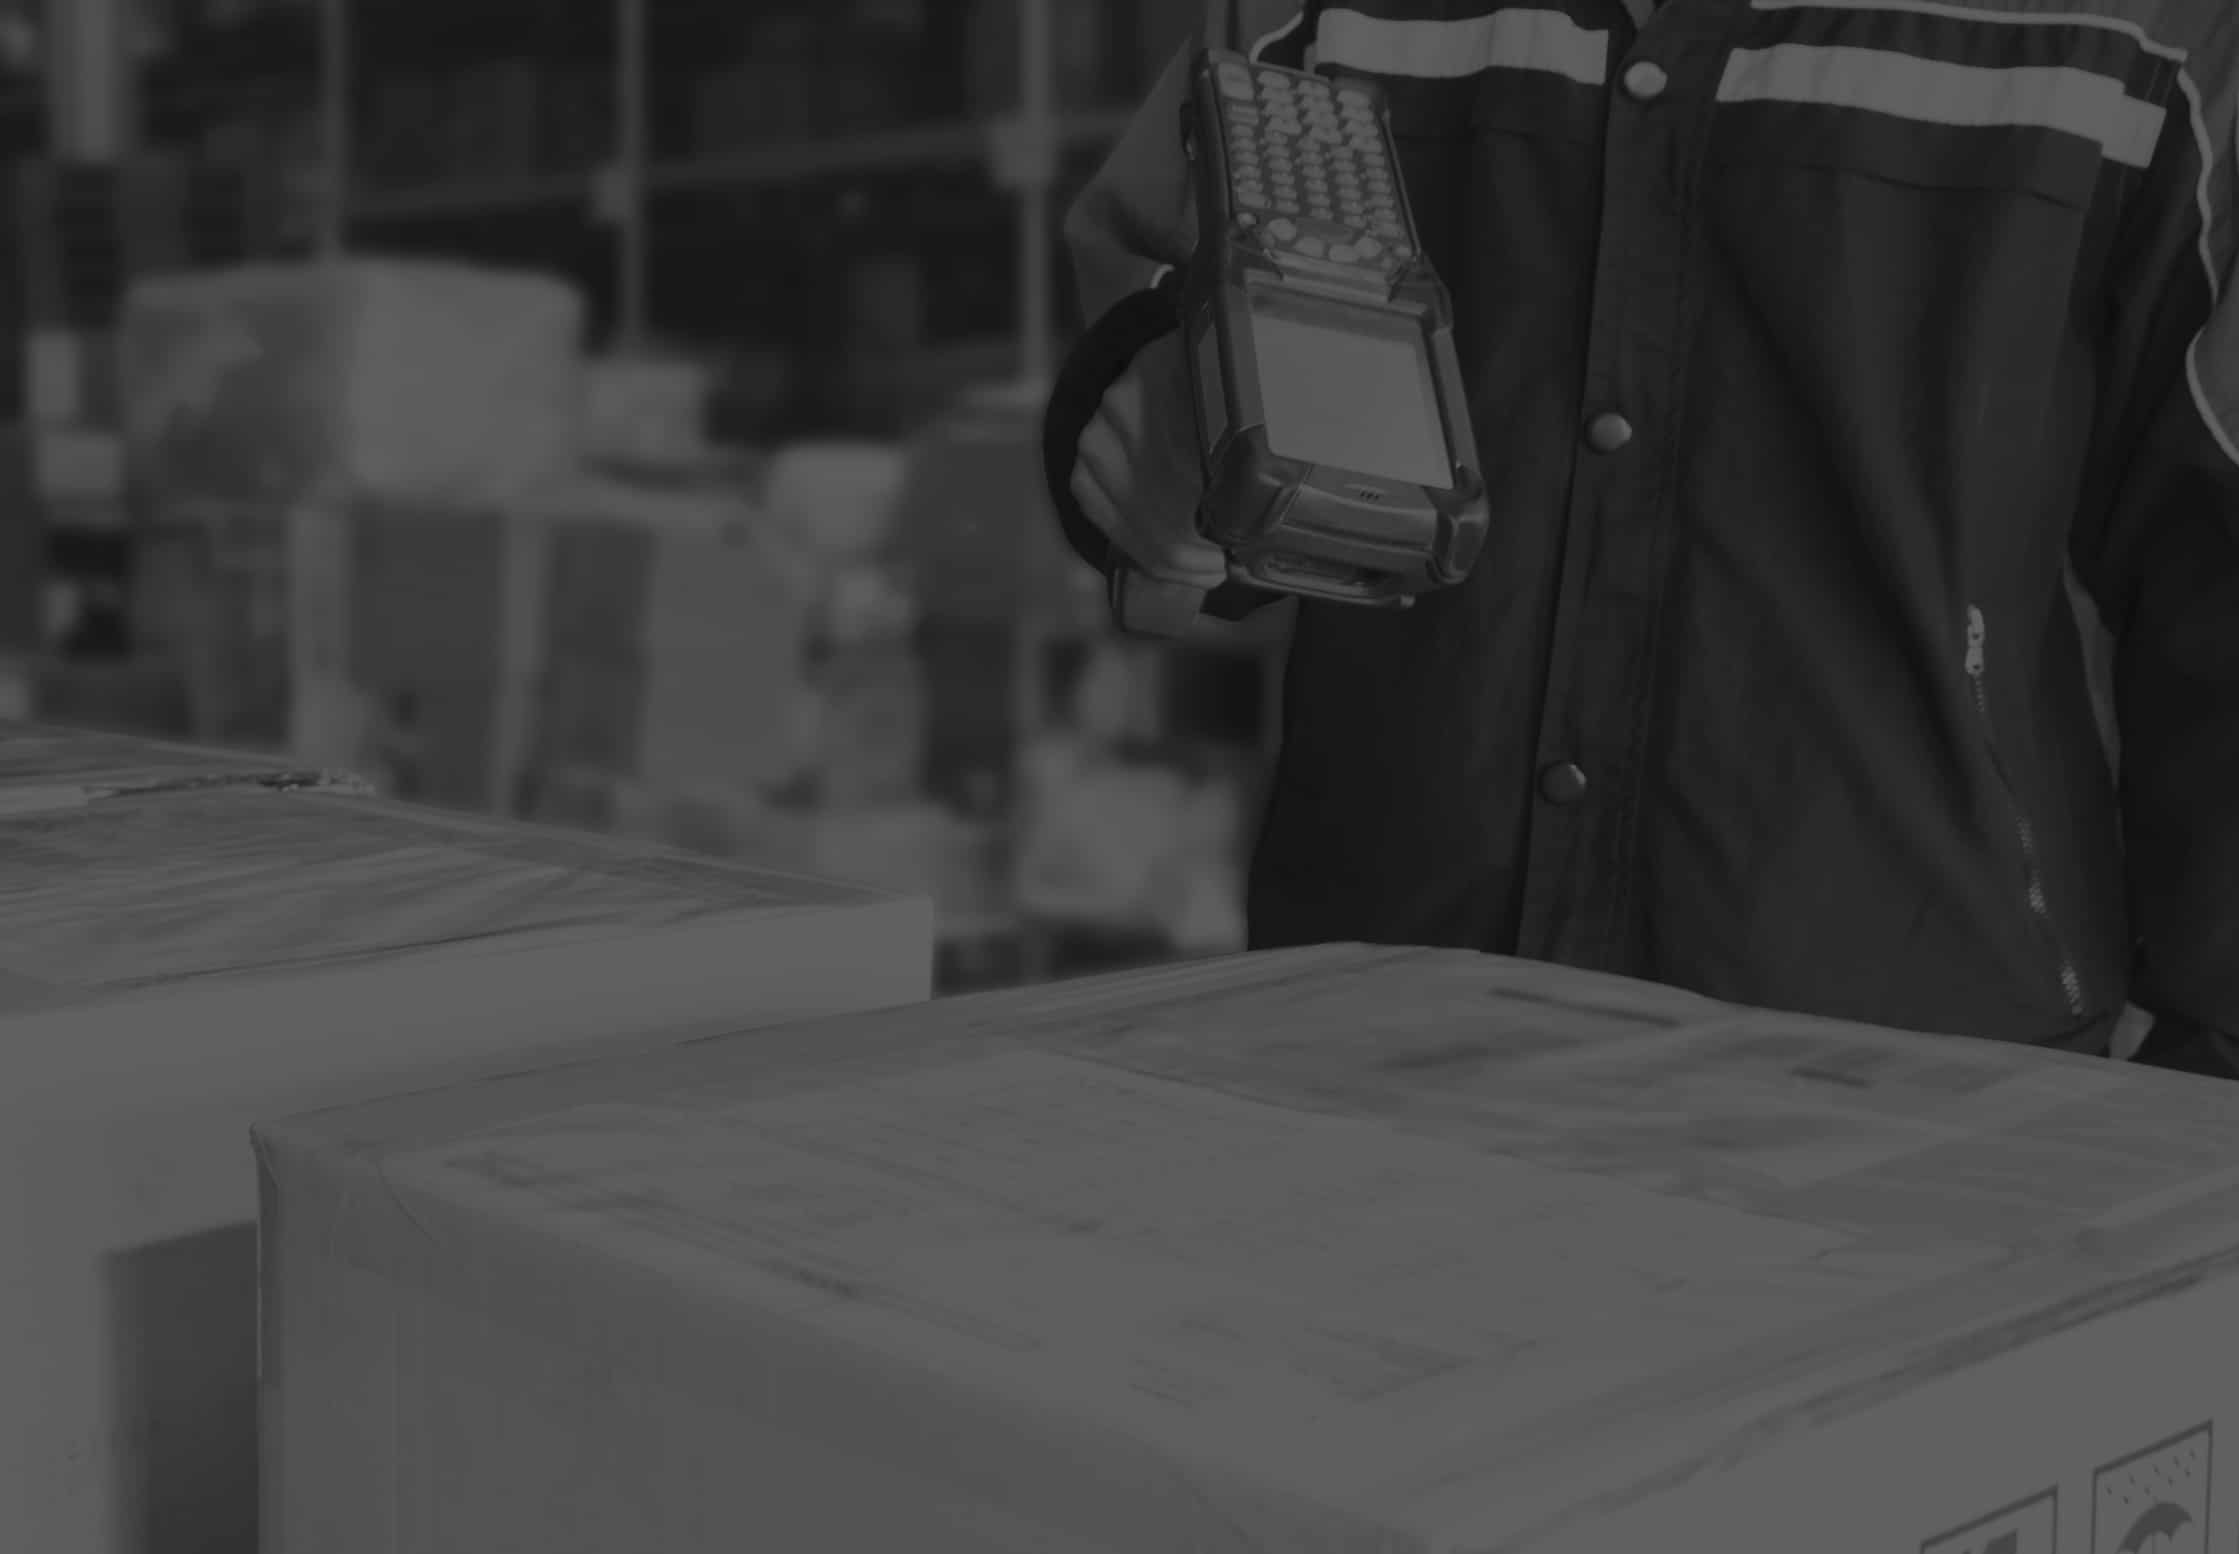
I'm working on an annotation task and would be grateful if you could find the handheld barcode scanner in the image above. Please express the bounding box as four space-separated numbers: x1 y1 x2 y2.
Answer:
1109 50 1491 638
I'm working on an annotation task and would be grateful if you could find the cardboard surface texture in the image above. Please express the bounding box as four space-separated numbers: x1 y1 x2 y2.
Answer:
0 721 306 792
259 943 2239 1554
0 720 933 1554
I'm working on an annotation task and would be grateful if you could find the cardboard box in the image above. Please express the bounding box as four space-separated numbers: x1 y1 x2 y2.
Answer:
581 353 714 470
294 499 549 811
0 721 932 1554
132 499 547 799
527 478 819 802
258 944 2239 1554
886 384 1095 625
118 259 584 513
0 720 311 791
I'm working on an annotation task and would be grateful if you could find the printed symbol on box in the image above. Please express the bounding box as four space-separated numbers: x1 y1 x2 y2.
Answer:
2094 1425 2212 1554
1921 1488 2057 1554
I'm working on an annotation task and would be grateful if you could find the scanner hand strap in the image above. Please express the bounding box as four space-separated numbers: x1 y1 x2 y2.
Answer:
1039 273 1274 626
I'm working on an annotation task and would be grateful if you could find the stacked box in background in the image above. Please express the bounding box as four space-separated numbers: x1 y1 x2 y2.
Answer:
118 259 584 517
582 351 720 473
526 475 820 806
886 383 1097 629
96 239 1269 969
323 499 548 809
115 258 587 768
127 500 546 798
0 718 932 1554
519 449 1010 938
130 507 289 747
884 381 1276 958
108 269 1020 939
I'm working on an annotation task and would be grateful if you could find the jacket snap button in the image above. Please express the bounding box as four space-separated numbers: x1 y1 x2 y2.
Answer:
1539 762 1589 805
1623 62 1670 102
1586 412 1634 453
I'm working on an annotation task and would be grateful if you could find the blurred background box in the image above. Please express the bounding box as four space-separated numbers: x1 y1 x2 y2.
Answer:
608 782 1010 943
131 505 291 749
118 258 585 514
802 638 926 808
630 507 813 800
884 383 1086 627
27 325 121 425
28 423 126 531
524 473 819 808
1012 730 1250 954
581 350 716 473
781 801 1009 933
320 497 547 809
132 496 547 803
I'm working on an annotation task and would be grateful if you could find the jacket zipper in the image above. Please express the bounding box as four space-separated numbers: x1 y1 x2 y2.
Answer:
1965 606 2087 1017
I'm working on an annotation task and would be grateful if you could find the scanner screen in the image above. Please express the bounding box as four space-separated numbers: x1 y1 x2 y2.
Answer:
1249 308 1452 491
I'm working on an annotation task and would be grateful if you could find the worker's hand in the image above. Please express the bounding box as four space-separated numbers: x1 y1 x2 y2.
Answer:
1069 331 1228 589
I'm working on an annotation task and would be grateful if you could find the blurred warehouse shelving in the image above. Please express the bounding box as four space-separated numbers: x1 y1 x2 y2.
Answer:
19 0 1283 992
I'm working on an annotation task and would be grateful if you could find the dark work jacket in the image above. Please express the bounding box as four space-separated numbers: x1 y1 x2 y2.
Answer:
1043 0 2239 1053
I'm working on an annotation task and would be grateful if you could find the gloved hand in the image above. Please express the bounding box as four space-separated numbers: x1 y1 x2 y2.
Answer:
1067 329 1228 592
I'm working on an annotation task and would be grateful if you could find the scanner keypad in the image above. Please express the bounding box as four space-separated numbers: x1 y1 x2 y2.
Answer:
1213 59 1414 281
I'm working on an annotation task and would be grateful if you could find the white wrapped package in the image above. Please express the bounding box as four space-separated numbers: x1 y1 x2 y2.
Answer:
121 259 585 511
759 439 909 562
582 353 713 468
1014 735 1195 927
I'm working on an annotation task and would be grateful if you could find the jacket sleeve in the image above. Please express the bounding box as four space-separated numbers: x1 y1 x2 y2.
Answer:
1041 0 1314 623
1066 0 1314 317
2069 63 2239 1069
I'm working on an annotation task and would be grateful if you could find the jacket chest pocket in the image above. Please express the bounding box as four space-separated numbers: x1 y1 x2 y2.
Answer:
1700 21 2176 216
1690 25 2179 367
